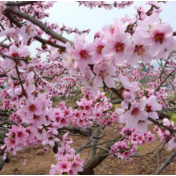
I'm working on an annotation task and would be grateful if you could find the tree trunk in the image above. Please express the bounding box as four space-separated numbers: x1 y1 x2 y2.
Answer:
79 134 121 175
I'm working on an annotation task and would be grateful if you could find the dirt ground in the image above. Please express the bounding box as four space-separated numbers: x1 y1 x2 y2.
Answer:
1 125 176 175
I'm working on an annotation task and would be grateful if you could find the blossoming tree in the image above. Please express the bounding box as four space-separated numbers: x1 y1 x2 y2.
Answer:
0 1 176 175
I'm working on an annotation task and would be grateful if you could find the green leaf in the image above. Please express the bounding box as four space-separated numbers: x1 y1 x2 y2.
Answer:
113 104 118 109
8 109 11 114
137 145 143 151
128 24 135 30
26 55 32 61
143 89 147 96
6 69 11 73
168 111 176 124
105 94 110 97
128 140 132 147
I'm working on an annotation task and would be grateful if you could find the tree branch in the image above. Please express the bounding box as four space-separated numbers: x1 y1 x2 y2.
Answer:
148 117 176 134
131 142 163 158
156 139 168 170
155 69 176 92
155 151 176 175
0 43 9 49
58 126 91 136
4 12 66 51
15 65 27 98
0 120 16 127
5 7 73 45
79 134 125 175
34 36 66 51
6 1 36 6
0 52 28 62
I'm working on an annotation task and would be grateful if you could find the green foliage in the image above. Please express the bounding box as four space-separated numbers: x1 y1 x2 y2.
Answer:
168 111 176 124
26 55 32 61
137 145 143 151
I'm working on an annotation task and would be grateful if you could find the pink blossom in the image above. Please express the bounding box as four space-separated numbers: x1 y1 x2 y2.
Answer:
17 98 43 123
1 44 29 70
72 38 93 72
102 33 132 65
147 24 175 57
88 37 105 63
93 61 116 88
24 72 35 95
118 73 139 108
71 154 84 173
119 99 148 133
145 95 162 120
18 22 36 45
128 34 153 65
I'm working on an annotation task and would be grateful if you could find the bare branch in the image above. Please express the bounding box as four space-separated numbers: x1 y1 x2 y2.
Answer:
76 135 94 154
6 1 36 6
148 117 176 134
156 139 169 169
0 145 7 156
42 69 67 80
0 52 28 62
79 134 125 175
0 120 16 127
131 142 163 158
15 65 27 98
58 126 91 136
92 126 105 139
155 151 176 175
4 12 22 28
4 12 66 51
0 43 9 49
34 36 66 51
0 112 9 117
155 69 176 92
110 99 122 104
110 87 123 99
5 7 73 45
95 146 109 152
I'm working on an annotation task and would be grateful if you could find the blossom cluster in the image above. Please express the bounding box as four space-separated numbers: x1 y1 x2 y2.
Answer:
77 1 133 10
63 10 176 95
50 133 84 175
154 118 176 151
110 126 155 160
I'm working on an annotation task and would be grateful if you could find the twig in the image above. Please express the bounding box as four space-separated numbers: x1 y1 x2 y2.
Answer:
93 126 105 139
5 7 73 45
148 117 176 134
155 69 176 92
0 52 28 62
95 146 110 152
42 69 67 80
0 145 7 156
155 151 176 175
15 65 27 98
156 139 169 169
0 120 16 127
131 142 163 158
0 43 9 49
34 36 66 51
76 135 94 154
6 1 36 6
